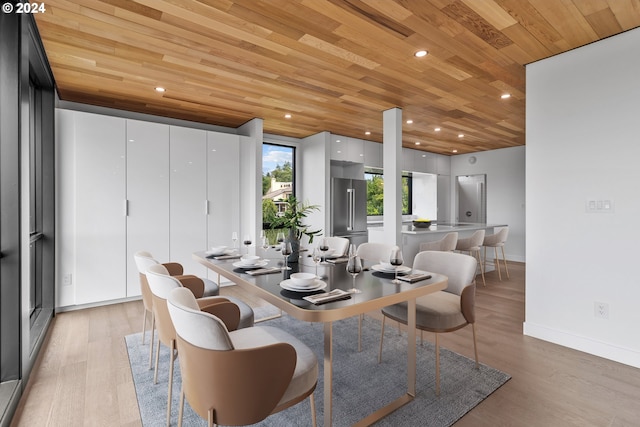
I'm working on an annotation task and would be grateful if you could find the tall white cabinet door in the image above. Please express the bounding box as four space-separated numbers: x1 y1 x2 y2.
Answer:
74 112 126 304
126 120 170 296
170 126 207 276
207 132 240 260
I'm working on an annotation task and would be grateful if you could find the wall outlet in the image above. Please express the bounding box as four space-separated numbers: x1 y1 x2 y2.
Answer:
594 302 609 319
63 273 72 286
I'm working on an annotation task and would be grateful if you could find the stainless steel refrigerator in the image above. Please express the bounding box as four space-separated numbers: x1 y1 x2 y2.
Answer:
331 178 368 246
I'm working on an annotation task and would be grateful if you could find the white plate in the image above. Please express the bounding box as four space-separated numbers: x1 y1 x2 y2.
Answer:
371 264 412 275
232 260 269 269
280 279 327 292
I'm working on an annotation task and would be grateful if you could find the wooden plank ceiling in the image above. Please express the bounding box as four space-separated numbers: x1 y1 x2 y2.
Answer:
34 0 640 155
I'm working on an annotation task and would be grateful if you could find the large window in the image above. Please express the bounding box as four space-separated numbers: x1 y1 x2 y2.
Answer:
365 168 412 215
262 143 295 227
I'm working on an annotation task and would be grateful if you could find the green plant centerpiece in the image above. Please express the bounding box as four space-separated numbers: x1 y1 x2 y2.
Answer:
270 196 322 263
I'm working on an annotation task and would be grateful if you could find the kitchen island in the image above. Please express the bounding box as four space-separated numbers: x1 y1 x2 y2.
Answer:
369 222 508 269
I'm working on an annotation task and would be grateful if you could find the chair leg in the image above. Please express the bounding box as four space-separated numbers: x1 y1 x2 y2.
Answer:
472 323 479 369
378 315 386 364
178 387 185 427
494 246 502 281
148 313 155 370
166 339 176 427
310 393 317 427
141 309 148 345
501 246 510 278
475 249 486 287
483 246 487 279
208 408 214 427
153 337 161 384
435 333 440 396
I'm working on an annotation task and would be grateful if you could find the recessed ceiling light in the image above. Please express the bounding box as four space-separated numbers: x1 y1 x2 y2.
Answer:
458 134 464 138
434 127 441 132
415 142 421 145
406 119 413 124
452 149 458 153
422 154 426 157
284 114 292 119
414 50 428 58
501 93 511 99
365 131 371 135
155 87 165 92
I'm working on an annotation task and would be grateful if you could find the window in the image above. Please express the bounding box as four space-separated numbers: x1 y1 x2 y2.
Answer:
365 168 412 215
262 143 295 226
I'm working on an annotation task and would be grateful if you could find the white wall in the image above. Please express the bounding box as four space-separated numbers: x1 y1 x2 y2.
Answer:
525 27 640 368
451 146 526 262
299 132 331 244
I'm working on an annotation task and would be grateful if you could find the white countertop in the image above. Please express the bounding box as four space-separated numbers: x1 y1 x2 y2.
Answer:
401 222 507 235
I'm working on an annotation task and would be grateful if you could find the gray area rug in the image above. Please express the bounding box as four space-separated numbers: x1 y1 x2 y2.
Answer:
125 306 510 426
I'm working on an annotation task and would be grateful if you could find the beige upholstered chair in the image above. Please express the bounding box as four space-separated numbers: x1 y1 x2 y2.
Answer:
419 232 458 252
146 265 255 427
324 236 350 257
134 251 186 368
455 229 486 286
379 251 479 395
356 242 395 265
167 287 318 427
483 227 510 281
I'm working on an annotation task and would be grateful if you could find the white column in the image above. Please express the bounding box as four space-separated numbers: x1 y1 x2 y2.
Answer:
383 107 403 246
237 118 264 242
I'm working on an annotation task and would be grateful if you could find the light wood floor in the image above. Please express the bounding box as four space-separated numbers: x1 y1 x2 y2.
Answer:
10 262 640 426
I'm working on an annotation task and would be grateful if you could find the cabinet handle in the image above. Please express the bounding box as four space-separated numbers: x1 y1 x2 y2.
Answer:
124 199 129 216
204 200 209 215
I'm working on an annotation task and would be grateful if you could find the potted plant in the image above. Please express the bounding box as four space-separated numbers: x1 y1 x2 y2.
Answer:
270 196 322 262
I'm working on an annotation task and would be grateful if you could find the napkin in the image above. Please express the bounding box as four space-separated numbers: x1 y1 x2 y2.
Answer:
326 257 349 264
213 254 242 260
303 289 352 305
396 273 432 283
246 267 281 276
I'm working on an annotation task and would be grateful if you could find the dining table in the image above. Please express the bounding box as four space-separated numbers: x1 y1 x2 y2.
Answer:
193 247 447 426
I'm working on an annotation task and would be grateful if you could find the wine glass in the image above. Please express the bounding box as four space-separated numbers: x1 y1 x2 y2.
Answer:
318 237 330 265
261 236 270 251
276 231 285 249
243 234 252 255
231 232 238 249
389 247 404 284
312 246 322 278
281 241 292 271
346 255 362 293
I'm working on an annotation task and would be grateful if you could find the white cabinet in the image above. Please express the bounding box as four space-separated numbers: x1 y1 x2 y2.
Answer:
436 154 451 175
330 135 348 161
207 131 240 257
331 134 364 163
364 140 382 168
170 126 208 277
74 112 126 304
126 120 170 296
346 137 365 162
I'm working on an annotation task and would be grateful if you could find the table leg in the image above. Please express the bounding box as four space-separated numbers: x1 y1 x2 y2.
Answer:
407 298 417 396
323 321 333 427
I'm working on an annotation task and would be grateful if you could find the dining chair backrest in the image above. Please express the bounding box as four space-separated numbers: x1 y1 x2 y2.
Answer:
440 232 459 251
356 242 395 262
419 232 458 252
145 264 181 343
167 288 234 351
413 251 477 296
484 227 509 247
133 251 158 312
325 236 350 257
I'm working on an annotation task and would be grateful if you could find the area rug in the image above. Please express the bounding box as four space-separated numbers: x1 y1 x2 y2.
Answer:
125 306 510 426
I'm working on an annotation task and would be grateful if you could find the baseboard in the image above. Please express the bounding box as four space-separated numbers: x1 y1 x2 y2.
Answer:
56 295 142 313
523 321 640 368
